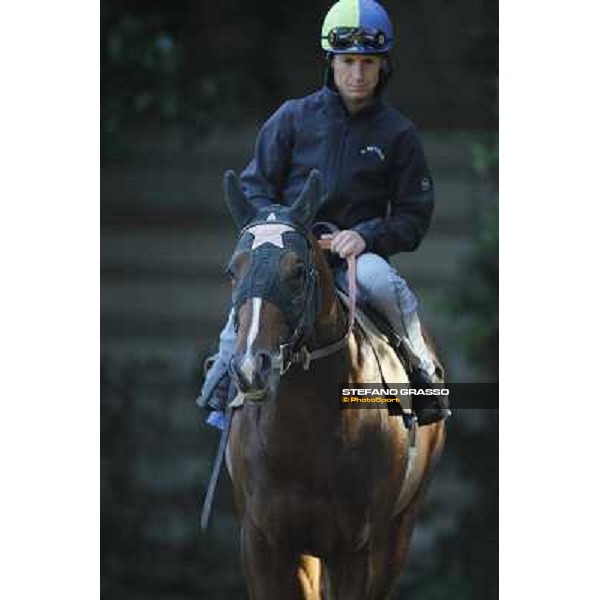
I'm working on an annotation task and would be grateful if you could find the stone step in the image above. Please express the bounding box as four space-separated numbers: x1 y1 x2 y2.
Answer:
101 176 486 232
101 230 471 283
99 294 472 382
100 259 477 380
101 279 231 330
101 279 461 350
106 126 482 175
100 127 491 384
101 229 237 276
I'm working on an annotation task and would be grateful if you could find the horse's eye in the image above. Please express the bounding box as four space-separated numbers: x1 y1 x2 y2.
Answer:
287 263 305 282
226 252 249 283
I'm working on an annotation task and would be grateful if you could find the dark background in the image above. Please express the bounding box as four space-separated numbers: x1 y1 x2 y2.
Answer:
101 1 498 598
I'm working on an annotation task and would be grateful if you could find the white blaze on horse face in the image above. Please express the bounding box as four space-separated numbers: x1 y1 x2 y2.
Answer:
241 297 262 382
246 223 294 250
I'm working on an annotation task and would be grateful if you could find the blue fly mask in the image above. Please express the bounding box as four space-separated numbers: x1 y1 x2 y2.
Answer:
230 220 319 335
224 170 327 375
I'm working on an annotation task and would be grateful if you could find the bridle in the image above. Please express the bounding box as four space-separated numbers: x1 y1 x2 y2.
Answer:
229 223 357 379
272 237 356 374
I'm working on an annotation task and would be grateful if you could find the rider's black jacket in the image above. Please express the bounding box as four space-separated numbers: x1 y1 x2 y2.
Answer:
240 85 434 258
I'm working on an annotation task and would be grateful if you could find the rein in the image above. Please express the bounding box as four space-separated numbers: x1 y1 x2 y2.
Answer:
272 239 357 374
318 238 357 335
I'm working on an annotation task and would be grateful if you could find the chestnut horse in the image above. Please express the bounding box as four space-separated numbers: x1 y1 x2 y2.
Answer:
222 170 445 599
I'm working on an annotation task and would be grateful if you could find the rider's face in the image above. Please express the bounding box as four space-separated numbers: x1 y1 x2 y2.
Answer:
332 54 383 111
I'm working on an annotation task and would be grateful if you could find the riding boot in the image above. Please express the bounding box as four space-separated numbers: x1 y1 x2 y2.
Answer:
401 312 450 426
409 367 451 426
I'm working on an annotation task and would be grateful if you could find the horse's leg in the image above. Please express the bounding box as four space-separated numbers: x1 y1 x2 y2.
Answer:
323 548 371 600
241 519 312 600
367 501 424 599
298 554 322 600
369 423 446 599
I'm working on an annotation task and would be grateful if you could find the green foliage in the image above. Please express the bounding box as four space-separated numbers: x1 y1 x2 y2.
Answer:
101 13 178 146
448 0 498 379
451 136 499 380
471 134 499 178
101 7 258 157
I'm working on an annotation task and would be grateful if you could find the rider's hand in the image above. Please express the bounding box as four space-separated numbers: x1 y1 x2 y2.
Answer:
322 230 366 258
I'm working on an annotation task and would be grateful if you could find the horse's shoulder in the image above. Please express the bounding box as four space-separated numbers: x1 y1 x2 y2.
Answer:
339 295 410 384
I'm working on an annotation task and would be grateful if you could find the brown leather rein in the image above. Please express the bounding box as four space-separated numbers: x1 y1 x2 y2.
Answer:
317 237 356 346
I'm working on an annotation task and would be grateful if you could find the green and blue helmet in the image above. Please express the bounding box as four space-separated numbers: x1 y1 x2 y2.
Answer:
321 0 394 55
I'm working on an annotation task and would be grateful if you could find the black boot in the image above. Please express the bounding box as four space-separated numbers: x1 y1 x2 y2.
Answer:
409 368 450 426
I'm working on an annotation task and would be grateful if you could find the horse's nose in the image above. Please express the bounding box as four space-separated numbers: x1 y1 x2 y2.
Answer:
248 351 272 390
256 351 272 379
231 351 273 394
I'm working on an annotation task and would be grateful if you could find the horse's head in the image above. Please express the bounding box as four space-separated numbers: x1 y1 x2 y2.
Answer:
224 170 327 400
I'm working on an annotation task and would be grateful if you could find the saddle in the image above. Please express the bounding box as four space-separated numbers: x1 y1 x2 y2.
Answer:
336 289 445 414
337 290 407 379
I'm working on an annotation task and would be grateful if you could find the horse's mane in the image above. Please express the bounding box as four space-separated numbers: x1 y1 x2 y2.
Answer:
306 231 347 345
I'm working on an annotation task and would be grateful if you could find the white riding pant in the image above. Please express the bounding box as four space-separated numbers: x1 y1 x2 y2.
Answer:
334 252 435 377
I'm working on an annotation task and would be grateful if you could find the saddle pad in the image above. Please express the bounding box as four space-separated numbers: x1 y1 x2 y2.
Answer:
337 292 409 388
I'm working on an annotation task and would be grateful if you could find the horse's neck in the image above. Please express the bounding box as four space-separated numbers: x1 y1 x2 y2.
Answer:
311 243 347 347
258 245 350 431
253 242 354 444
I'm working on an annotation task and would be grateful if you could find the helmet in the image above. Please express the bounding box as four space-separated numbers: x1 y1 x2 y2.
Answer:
320 0 394 54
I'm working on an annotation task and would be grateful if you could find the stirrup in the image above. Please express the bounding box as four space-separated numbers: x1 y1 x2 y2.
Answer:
409 368 450 426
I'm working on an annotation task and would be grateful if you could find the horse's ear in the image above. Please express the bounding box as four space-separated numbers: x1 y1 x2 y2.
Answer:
290 170 325 228
224 170 256 228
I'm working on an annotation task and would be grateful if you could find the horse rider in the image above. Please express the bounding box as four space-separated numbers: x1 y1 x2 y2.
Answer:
197 0 450 427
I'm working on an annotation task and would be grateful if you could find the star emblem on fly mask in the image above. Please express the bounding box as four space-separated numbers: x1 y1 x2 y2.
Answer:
246 223 295 250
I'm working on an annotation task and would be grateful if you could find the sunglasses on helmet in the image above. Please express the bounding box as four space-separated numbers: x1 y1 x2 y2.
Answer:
324 27 388 51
